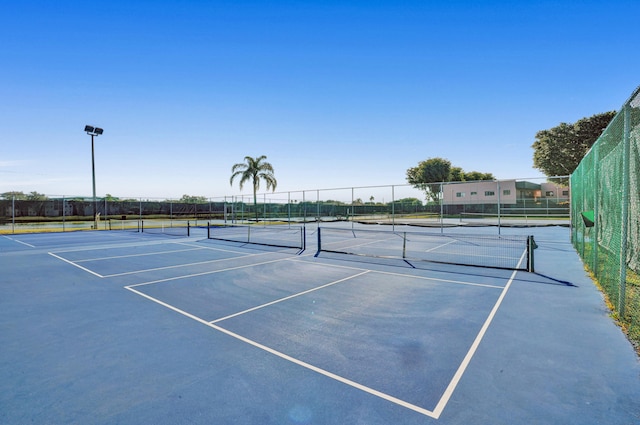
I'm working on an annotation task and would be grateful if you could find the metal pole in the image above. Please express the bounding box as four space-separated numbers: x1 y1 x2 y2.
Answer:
91 133 97 229
593 146 599 275
391 185 395 232
288 192 291 227
497 180 501 235
439 182 444 234
618 103 631 316
351 187 354 229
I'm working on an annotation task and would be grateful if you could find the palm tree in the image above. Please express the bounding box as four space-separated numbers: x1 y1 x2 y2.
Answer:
230 155 277 223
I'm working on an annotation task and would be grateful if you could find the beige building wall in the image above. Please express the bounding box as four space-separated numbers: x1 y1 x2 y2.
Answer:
540 182 570 200
442 180 517 205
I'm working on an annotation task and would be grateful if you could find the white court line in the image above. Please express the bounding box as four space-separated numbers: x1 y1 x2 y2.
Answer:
103 255 256 278
2 235 36 248
102 249 289 278
127 255 299 288
124 246 523 418
124 282 438 418
47 252 104 278
289 257 505 289
425 239 457 252
430 248 527 418
175 241 261 255
373 268 504 289
74 247 206 262
210 271 370 324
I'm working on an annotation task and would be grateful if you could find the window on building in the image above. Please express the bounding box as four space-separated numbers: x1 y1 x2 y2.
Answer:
456 192 465 198
485 191 495 196
546 191 554 196
562 190 569 196
503 190 511 195
470 191 477 195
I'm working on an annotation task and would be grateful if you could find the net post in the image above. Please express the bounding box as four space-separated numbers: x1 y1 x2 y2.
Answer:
302 224 306 250
207 222 210 239
527 235 535 273
141 220 144 233
187 221 190 237
402 232 407 259
315 227 322 257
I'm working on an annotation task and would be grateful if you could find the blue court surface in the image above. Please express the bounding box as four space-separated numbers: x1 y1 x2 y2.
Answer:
1 225 639 424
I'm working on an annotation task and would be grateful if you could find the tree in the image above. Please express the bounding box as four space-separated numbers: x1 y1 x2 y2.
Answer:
406 157 451 203
1 191 27 200
532 111 616 183
464 171 495 181
25 192 47 200
230 155 277 222
406 157 494 203
2 191 49 200
179 194 207 203
449 166 465 182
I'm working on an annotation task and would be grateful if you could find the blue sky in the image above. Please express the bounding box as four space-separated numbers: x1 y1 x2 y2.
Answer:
1 0 638 199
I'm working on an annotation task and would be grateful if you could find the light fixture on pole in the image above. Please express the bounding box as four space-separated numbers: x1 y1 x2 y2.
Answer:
85 125 104 229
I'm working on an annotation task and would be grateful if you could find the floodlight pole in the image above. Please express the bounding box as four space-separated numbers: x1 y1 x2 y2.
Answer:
85 125 104 230
91 133 97 229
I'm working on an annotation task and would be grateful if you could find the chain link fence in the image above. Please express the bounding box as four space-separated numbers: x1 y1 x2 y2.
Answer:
571 86 640 352
1 177 569 235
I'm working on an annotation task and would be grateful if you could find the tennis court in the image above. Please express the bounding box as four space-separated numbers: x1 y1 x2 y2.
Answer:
1 225 638 424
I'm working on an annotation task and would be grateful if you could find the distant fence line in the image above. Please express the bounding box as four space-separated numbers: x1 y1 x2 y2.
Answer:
1 178 569 234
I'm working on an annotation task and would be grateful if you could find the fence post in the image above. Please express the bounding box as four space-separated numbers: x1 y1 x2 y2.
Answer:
439 182 443 234
497 180 501 235
12 195 15 234
618 103 631 316
391 185 395 232
593 145 599 276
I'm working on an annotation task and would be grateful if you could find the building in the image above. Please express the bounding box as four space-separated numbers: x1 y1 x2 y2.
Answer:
442 180 570 206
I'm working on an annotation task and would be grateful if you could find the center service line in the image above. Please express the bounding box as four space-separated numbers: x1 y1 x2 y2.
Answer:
210 271 370 324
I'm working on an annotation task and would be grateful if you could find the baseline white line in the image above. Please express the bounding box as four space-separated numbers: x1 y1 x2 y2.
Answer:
47 252 104 278
210 271 370 324
124 284 437 418
430 248 527 419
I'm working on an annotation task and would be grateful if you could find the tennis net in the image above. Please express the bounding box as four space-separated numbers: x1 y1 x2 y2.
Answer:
208 224 306 249
316 227 535 271
141 220 190 237
108 219 141 232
